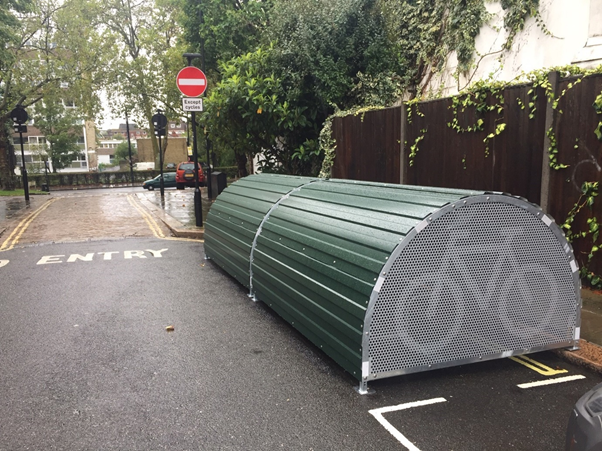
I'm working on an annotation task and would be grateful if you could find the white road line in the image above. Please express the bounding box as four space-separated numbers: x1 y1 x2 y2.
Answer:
369 398 447 451
517 375 586 389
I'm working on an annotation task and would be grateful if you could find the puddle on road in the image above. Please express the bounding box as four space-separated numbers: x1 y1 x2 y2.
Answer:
0 199 31 221
143 190 212 226
97 195 134 219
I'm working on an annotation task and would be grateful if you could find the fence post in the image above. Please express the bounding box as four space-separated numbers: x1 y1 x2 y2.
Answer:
399 103 407 185
539 71 559 213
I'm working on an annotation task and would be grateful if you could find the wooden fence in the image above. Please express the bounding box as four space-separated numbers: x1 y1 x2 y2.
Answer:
332 72 602 278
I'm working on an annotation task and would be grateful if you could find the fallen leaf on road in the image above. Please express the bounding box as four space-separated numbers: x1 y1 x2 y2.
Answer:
166 325 175 332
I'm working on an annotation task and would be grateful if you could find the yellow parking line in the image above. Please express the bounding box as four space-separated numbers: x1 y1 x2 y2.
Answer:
0 198 59 252
509 355 568 376
127 194 165 238
163 237 204 242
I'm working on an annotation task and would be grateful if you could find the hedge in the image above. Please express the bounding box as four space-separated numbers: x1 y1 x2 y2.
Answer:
18 166 239 188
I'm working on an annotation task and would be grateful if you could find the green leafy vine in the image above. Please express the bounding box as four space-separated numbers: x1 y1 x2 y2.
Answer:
318 105 385 178
594 92 602 141
561 182 602 287
406 99 426 166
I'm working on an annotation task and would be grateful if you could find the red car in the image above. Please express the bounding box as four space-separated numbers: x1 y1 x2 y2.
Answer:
175 162 206 189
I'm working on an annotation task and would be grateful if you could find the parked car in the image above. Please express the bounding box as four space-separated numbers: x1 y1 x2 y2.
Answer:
142 172 176 190
566 381 602 450
176 162 205 189
166 163 176 170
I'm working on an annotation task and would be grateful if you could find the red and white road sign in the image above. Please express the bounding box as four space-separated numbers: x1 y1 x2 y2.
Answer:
176 66 207 97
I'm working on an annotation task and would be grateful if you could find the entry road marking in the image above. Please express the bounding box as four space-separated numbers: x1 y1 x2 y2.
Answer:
0 198 58 251
509 355 568 376
369 398 447 451
37 249 169 265
517 375 586 389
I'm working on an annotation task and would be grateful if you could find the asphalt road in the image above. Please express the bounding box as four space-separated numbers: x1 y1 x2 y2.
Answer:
0 236 600 450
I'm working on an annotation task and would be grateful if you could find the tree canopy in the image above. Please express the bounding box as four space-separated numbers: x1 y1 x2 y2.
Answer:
0 0 109 188
0 0 547 187
32 95 82 172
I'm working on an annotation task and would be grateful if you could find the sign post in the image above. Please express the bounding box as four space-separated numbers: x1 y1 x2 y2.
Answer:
178 54 207 227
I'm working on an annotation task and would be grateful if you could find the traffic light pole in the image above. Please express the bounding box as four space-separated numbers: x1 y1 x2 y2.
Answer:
152 110 167 199
126 112 134 186
158 133 165 197
11 105 29 203
18 128 29 202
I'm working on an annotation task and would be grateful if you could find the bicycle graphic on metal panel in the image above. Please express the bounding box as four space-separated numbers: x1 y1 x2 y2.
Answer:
396 226 559 356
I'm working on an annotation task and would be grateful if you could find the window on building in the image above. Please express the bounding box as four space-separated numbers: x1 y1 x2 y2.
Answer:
589 1 602 39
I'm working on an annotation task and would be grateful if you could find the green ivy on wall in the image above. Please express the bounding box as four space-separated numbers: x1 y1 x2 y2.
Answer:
561 182 601 287
318 106 385 178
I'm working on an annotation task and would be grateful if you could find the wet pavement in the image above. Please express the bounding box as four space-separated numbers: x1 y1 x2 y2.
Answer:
138 187 213 227
0 187 213 247
0 196 47 221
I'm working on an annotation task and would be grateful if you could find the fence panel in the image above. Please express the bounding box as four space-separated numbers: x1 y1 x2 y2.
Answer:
331 107 401 183
404 86 547 203
548 74 602 276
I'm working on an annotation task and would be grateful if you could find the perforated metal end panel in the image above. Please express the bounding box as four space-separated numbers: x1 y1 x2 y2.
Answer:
365 196 580 380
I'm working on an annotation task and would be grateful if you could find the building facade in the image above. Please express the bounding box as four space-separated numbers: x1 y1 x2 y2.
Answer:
423 0 602 96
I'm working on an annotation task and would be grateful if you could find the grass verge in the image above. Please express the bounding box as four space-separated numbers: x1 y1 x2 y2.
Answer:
0 190 49 196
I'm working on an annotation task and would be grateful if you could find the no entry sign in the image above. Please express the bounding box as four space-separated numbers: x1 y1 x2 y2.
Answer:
176 66 207 97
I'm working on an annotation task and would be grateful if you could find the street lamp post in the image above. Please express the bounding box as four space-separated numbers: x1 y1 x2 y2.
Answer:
152 110 167 198
10 105 29 202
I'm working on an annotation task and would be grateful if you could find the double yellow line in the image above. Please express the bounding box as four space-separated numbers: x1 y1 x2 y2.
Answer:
510 355 568 376
127 194 165 239
0 197 59 252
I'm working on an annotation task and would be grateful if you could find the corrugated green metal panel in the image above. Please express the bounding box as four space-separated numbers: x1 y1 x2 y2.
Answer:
247 177 479 380
205 174 484 379
322 178 484 198
252 273 362 377
205 174 319 287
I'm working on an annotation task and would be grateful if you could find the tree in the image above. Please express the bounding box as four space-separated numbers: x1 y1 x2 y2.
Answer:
113 140 136 163
92 0 187 161
268 0 400 110
179 0 272 78
199 0 401 176
203 47 311 176
32 96 82 171
0 0 110 189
